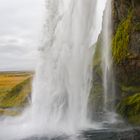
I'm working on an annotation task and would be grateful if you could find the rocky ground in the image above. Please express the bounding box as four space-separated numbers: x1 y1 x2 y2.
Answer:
23 128 140 140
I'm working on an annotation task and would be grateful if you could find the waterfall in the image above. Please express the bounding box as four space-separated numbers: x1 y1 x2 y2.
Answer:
0 0 118 139
102 0 113 111
31 0 107 130
101 0 117 123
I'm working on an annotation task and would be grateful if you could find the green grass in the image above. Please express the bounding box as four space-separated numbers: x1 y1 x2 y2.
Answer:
0 72 33 116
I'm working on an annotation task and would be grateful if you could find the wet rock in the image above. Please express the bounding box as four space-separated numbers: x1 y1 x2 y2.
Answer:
23 128 140 140
112 0 140 125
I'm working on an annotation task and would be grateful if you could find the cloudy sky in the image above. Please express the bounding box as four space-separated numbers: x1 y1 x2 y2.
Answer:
0 0 45 71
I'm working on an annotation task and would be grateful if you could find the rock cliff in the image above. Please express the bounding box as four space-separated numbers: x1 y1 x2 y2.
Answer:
112 0 140 125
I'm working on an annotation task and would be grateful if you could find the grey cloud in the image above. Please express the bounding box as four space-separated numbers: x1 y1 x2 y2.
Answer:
0 0 44 71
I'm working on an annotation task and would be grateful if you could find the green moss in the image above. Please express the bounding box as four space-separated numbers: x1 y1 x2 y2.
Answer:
89 83 103 112
121 85 140 95
93 37 102 67
117 93 140 125
112 10 133 63
134 23 140 31
129 115 140 125
92 35 103 78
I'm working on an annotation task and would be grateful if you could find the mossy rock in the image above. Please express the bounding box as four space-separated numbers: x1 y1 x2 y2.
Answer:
93 37 102 67
89 83 103 113
134 23 140 31
92 35 103 81
112 10 133 64
121 85 140 95
117 93 140 125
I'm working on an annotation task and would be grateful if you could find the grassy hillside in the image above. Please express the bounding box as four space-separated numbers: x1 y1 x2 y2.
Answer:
0 72 33 116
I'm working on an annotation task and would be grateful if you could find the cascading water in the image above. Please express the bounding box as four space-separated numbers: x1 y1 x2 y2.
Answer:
102 0 113 111
101 0 117 122
31 0 107 130
0 0 119 140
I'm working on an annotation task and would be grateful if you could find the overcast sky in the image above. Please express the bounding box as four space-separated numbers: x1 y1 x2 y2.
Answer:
0 0 45 71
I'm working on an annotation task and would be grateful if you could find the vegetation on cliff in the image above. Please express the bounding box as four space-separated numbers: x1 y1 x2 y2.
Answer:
112 10 133 64
112 0 140 125
117 93 140 125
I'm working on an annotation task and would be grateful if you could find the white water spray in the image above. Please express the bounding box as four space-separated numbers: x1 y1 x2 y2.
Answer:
31 0 108 130
0 0 116 139
101 0 117 123
102 0 113 112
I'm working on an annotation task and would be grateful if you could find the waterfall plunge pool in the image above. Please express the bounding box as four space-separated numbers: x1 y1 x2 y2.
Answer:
23 128 140 140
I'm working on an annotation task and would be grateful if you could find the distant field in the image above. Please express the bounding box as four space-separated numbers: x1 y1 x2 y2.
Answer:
0 72 33 116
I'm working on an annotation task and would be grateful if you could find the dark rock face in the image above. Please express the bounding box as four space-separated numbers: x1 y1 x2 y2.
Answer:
113 0 140 68
112 0 140 125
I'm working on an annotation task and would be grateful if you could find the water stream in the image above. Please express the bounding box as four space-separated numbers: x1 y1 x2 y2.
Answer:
101 0 117 123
